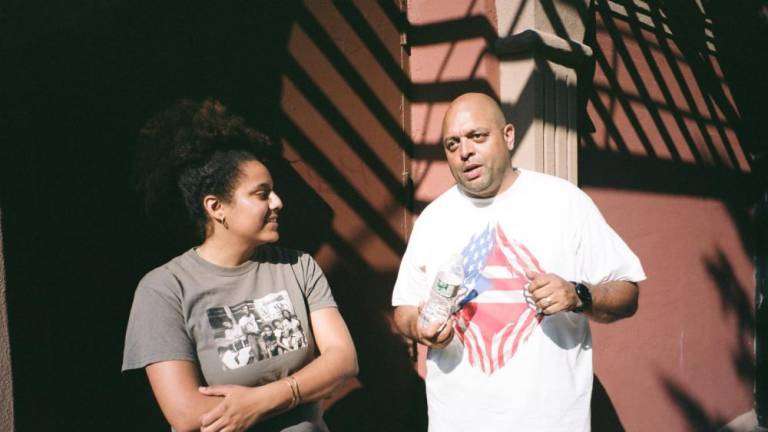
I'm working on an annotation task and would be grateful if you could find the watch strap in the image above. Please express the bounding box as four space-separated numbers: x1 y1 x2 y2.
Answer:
571 282 592 313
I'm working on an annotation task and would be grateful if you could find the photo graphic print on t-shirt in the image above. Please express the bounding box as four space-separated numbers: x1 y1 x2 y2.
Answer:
206 290 307 370
455 223 545 375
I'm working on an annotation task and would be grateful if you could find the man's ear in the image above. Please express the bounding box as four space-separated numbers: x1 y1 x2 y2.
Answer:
503 124 515 151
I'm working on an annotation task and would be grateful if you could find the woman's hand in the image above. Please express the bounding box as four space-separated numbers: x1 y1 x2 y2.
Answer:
198 384 268 432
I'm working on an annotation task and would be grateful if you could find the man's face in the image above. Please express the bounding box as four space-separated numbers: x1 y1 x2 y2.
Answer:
442 102 515 198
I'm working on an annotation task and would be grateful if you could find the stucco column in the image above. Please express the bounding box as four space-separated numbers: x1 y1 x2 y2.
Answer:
494 0 592 184
0 209 14 431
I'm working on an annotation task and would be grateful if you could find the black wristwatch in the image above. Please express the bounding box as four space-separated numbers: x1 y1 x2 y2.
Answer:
571 282 592 313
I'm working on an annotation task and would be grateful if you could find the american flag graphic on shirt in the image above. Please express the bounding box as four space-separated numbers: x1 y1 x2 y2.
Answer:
455 223 545 375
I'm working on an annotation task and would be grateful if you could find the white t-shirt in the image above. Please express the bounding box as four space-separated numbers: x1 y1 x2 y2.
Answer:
392 169 646 432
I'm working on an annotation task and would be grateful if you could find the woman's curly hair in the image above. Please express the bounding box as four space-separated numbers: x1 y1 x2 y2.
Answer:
135 99 278 241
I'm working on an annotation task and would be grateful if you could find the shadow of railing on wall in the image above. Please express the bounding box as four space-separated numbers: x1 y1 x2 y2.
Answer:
2 0 765 431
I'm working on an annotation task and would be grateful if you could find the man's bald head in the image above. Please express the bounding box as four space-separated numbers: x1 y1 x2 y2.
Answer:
442 93 507 135
440 93 517 198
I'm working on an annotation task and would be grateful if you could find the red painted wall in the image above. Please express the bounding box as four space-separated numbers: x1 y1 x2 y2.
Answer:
584 2 755 430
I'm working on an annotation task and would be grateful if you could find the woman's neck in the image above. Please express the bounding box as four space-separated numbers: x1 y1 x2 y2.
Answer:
196 235 259 268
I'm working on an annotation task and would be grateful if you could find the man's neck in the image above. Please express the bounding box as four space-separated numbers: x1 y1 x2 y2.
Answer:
496 166 520 195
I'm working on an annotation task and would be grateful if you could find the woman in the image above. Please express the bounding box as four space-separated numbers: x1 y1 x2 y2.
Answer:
122 99 358 432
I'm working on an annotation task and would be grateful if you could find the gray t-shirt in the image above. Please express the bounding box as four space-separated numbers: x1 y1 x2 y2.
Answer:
123 246 336 431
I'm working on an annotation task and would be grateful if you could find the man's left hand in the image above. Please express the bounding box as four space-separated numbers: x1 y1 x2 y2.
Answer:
525 270 579 315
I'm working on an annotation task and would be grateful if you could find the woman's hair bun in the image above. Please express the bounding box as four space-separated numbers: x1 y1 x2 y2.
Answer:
138 99 273 171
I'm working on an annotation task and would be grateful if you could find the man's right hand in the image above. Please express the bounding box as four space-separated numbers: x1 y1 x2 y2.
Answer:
417 315 455 348
393 305 455 349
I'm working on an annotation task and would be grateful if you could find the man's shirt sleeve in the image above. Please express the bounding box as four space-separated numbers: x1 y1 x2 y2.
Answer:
392 217 429 307
573 189 646 285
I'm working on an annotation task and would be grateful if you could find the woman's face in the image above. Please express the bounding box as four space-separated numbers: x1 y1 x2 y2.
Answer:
220 159 283 246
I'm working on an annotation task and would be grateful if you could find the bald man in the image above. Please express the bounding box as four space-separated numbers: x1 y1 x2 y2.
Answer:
392 93 645 431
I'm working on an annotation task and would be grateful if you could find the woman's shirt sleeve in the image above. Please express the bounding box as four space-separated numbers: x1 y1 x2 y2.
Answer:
298 253 337 312
121 267 196 371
